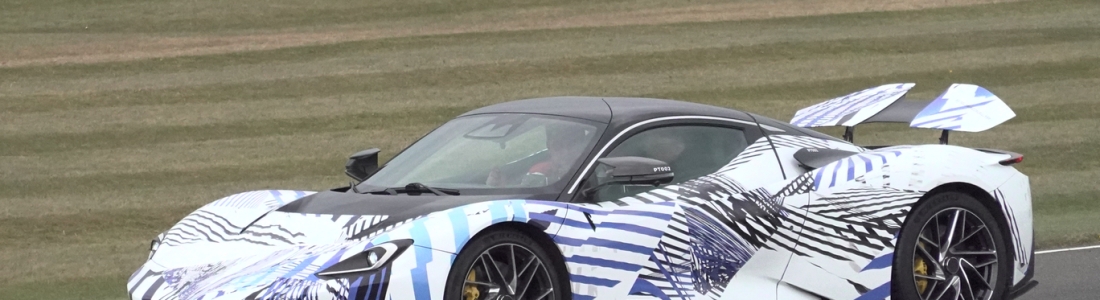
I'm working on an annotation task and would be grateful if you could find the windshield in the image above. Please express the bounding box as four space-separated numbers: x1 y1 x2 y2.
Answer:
359 114 604 194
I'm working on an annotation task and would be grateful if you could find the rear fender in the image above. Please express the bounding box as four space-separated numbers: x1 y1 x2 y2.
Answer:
781 144 1027 299
992 173 1034 285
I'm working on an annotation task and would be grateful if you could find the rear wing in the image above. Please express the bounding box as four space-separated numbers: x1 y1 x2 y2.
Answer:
790 83 1016 144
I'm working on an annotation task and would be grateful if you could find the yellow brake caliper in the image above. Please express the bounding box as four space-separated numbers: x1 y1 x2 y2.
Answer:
464 269 480 300
914 242 929 293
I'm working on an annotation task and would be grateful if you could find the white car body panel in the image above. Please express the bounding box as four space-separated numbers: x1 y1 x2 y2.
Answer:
128 85 1033 300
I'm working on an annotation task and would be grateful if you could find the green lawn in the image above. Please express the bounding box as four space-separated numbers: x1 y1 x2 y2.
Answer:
2 0 1098 298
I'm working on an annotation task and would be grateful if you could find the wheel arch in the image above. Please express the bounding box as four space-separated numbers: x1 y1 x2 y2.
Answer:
912 182 1015 264
457 221 574 298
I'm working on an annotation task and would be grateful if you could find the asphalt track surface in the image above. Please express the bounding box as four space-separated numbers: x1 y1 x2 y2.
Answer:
1016 246 1100 300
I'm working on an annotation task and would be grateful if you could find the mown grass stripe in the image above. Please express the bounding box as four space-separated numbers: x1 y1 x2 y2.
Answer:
2 0 1099 295
4 26 1099 113
0 105 472 155
1010 140 1100 172
1034 191 1100 249
5 23 1099 83
0 206 198 246
1012 102 1100 124
0 176 348 221
0 270 130 298
1 156 342 199
3 107 1092 200
4 55 1098 156
655 56 1100 106
2 0 1088 76
2 0 631 34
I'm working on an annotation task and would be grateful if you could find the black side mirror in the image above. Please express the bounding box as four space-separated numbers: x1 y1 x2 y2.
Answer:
583 156 674 196
345 148 381 183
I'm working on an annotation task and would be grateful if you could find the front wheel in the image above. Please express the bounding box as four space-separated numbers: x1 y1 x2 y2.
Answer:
444 228 568 300
892 192 1012 300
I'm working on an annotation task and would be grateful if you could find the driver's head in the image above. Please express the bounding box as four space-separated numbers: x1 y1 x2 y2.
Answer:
546 124 588 162
642 134 686 164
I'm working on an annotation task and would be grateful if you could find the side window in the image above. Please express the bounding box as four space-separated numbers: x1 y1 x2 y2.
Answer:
584 125 749 202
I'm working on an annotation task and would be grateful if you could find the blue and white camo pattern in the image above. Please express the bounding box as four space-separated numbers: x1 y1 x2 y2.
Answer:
129 133 1033 300
790 83 915 128
910 84 1017 132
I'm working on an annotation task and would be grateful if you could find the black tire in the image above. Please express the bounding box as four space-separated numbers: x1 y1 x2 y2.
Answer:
443 228 569 300
892 192 1012 300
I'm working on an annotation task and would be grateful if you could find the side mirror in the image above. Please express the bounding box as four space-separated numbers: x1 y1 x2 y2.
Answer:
583 156 674 195
345 148 381 183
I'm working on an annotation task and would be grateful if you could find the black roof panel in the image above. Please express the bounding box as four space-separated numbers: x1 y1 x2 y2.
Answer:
460 96 753 125
458 97 612 123
457 96 841 141
601 97 751 127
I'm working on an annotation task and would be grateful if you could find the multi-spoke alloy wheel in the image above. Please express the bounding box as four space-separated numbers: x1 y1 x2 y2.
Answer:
445 229 567 300
912 208 999 300
893 192 1010 300
463 244 555 300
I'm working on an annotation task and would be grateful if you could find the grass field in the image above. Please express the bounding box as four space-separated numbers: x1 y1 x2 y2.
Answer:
2 0 1099 298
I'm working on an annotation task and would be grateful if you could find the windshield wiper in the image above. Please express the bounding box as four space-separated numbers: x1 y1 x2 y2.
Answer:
366 182 460 196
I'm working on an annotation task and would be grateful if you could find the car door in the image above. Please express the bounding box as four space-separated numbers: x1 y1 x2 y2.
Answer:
757 135 894 300
550 117 797 299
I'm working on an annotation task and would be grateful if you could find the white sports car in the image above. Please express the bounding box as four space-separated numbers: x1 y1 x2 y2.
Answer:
128 83 1035 300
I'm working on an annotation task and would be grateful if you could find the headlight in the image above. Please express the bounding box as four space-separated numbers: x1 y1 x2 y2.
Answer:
316 239 412 277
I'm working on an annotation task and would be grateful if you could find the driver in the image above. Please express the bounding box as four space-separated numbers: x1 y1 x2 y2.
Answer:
487 124 588 187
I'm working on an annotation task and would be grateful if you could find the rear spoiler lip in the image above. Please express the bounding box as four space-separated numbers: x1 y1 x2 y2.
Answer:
863 145 1023 165
974 148 1025 165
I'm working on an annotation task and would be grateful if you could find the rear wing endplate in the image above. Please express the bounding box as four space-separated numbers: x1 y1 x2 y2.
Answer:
789 83 1016 144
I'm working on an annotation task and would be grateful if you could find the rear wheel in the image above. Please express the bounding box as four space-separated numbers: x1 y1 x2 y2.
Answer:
444 228 567 300
892 192 1012 300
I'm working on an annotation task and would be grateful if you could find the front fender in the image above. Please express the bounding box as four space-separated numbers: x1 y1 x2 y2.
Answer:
359 199 569 300
365 199 569 254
